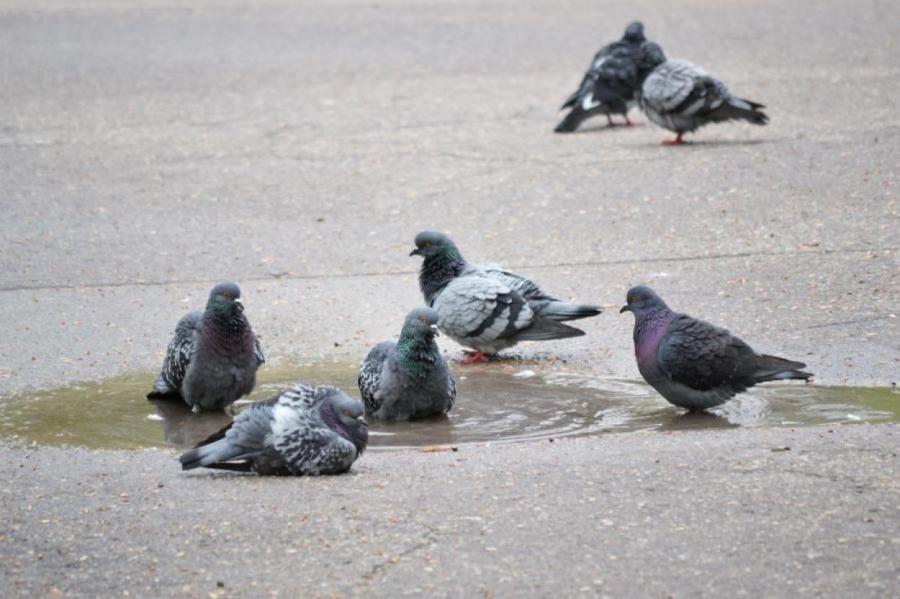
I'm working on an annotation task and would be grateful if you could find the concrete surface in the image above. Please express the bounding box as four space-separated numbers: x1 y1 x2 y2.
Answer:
1 0 899 596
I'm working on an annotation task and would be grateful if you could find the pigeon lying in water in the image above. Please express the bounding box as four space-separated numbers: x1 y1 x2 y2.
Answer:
634 42 768 144
179 384 368 475
555 21 648 133
147 282 265 412
411 230 602 363
358 307 456 420
620 286 811 411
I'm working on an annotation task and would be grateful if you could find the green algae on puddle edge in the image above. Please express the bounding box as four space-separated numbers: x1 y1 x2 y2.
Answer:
0 363 897 450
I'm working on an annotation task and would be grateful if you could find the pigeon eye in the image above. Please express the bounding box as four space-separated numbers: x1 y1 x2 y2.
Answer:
341 409 351 417
424 242 432 248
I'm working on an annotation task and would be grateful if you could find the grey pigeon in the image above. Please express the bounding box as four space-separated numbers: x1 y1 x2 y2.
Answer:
634 42 768 144
410 231 602 363
358 307 456 420
555 21 648 133
147 282 265 412
621 286 812 411
179 384 368 475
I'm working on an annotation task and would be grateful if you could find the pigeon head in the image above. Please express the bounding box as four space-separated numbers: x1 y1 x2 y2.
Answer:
320 387 368 454
622 21 645 43
620 285 670 317
636 42 666 73
409 230 463 262
402 307 440 340
206 281 244 316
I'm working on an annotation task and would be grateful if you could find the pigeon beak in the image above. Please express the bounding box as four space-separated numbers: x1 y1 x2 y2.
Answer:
234 297 244 312
409 248 422 257
619 304 631 314
357 415 367 425
429 324 440 336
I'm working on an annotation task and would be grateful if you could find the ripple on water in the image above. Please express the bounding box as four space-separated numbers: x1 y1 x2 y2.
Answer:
0 363 896 450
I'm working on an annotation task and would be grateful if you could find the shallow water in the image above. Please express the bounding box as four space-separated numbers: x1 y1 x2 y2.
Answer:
0 363 897 450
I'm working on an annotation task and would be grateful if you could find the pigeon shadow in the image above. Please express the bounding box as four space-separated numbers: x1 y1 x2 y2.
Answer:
646 138 772 148
149 398 232 449
656 409 738 432
561 122 646 135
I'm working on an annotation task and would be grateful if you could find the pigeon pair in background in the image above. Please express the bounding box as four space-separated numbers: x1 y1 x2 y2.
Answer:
179 384 368 475
148 282 265 412
621 286 811 411
555 21 648 133
634 42 768 144
359 307 456 421
410 231 602 363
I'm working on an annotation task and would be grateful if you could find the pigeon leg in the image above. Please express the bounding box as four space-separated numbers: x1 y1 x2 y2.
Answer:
624 116 634 126
662 132 684 145
459 351 488 365
606 114 615 127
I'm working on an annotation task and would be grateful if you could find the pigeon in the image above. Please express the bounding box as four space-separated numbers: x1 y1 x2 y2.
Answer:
358 307 456 420
555 21 648 133
410 230 602 363
179 383 368 475
620 286 812 411
634 42 768 145
147 282 265 412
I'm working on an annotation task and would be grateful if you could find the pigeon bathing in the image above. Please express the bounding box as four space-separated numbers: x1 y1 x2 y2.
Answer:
179 384 368 475
634 42 768 144
147 282 265 412
555 21 649 133
620 286 812 411
358 307 456 421
410 230 602 363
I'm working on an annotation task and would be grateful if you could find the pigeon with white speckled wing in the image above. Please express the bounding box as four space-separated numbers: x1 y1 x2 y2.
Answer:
410 231 602 363
555 21 649 133
621 286 812 411
358 307 456 420
179 384 368 475
147 282 265 412
635 42 768 144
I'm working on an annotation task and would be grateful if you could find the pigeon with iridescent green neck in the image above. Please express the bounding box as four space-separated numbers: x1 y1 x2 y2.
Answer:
621 286 812 411
147 282 265 412
410 231 602 363
358 307 456 420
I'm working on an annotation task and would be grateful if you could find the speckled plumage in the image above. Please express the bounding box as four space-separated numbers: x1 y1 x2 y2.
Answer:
148 282 265 411
635 43 768 142
411 231 602 356
555 21 648 132
622 286 812 410
358 308 456 420
179 384 368 475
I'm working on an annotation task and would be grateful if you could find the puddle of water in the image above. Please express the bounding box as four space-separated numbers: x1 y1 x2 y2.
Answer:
0 363 897 450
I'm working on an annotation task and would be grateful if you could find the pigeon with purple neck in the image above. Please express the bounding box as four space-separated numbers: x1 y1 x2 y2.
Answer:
179 384 367 475
621 286 812 411
148 282 265 412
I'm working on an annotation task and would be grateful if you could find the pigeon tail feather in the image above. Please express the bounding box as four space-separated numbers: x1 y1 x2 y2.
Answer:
179 438 246 471
712 97 769 126
516 318 586 341
555 109 589 133
753 354 812 383
540 301 602 322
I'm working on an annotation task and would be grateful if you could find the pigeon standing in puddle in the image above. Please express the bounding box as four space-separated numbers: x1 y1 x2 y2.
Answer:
621 286 811 411
358 307 456 420
147 282 265 412
411 230 602 363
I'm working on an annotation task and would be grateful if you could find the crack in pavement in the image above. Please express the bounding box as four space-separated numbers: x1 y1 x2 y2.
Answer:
0 246 893 294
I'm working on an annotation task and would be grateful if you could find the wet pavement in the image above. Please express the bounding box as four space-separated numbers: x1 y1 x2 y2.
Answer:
1 363 898 450
1 0 899 596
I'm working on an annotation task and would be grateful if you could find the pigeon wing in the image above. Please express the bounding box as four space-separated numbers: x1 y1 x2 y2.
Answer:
657 315 758 392
434 274 534 344
358 341 394 413
149 311 202 397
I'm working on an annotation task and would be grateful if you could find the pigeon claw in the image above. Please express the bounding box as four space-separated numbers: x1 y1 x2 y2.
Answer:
459 351 488 365
662 133 684 145
624 116 634 126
